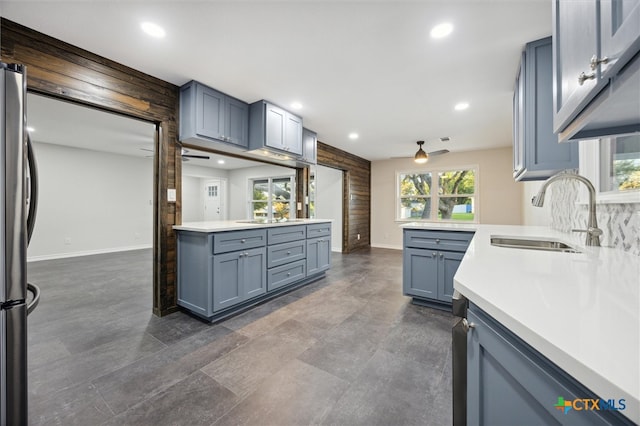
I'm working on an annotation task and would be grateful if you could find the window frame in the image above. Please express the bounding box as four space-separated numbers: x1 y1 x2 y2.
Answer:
248 175 296 220
579 138 640 204
395 164 479 223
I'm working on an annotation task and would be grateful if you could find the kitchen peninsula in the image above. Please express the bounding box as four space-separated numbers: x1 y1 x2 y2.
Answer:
174 219 332 323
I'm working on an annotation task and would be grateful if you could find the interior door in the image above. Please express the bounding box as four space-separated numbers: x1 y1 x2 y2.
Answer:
204 180 223 221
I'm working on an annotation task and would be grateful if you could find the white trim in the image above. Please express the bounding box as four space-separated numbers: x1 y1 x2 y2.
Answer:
370 243 403 251
27 244 152 262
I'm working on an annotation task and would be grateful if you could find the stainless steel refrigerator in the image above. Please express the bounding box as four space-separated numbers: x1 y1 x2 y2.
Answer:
1 62 40 426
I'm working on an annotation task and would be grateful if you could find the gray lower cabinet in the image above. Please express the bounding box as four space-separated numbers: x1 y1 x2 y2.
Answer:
307 236 331 275
306 223 332 276
177 223 331 321
212 247 266 311
402 229 473 307
467 304 633 425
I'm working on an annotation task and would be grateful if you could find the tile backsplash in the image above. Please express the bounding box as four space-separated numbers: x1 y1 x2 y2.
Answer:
549 181 640 255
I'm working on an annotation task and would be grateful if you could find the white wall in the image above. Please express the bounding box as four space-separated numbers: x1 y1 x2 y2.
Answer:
315 165 343 252
227 165 295 220
371 147 523 249
28 142 153 261
182 164 229 222
521 180 552 226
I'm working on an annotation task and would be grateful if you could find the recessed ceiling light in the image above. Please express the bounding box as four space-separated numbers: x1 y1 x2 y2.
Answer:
430 22 453 39
454 102 470 111
348 132 359 140
141 22 166 38
26 126 35 132
291 102 303 110
217 159 225 165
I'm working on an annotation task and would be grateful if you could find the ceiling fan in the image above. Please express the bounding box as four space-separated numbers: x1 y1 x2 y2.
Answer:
391 140 450 163
140 147 211 161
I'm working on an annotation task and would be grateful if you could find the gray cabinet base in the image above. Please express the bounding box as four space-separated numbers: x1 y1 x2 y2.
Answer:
178 271 326 324
410 297 451 312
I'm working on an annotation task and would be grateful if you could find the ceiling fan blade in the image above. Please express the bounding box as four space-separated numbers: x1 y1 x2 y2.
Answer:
428 149 450 156
183 154 210 160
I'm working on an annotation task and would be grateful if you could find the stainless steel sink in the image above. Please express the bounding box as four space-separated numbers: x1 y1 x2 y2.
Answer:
490 236 581 253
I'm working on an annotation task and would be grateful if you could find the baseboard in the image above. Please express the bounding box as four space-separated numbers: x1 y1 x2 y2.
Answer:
331 246 342 253
27 244 152 262
370 243 402 251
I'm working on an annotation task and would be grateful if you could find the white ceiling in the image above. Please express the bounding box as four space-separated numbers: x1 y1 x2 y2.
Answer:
3 1 552 161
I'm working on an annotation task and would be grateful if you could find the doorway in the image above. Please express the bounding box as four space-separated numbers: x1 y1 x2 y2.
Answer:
313 165 344 252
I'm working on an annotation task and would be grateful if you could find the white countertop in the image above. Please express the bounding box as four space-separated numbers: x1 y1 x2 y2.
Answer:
173 219 332 233
402 222 639 422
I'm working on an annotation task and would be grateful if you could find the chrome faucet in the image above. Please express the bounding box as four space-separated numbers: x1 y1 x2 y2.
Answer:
531 171 602 247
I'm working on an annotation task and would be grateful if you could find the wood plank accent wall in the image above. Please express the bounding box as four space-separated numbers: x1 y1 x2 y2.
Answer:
1 19 179 316
317 142 371 253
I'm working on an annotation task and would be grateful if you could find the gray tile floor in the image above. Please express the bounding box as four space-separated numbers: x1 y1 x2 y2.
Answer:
26 248 453 425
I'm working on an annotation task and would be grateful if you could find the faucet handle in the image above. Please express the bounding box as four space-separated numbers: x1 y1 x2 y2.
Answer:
572 227 603 236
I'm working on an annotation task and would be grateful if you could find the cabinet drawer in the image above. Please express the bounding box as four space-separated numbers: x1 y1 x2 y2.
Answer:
267 225 306 244
212 229 266 254
267 240 306 269
404 230 473 252
306 222 331 238
267 259 306 291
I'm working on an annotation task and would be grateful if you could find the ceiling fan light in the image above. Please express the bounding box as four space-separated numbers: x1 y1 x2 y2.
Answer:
414 140 429 164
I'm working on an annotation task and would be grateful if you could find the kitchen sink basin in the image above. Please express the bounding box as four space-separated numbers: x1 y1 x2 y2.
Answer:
490 236 581 253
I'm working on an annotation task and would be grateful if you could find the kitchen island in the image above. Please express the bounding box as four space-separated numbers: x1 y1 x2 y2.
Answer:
174 219 332 323
401 222 639 424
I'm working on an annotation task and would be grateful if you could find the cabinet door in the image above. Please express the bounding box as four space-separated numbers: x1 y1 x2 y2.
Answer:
522 37 578 180
284 113 303 155
243 247 266 300
212 251 243 311
265 104 287 150
553 0 601 132
467 307 613 425
513 54 525 179
302 128 317 164
224 97 249 148
402 248 438 299
307 237 331 275
600 0 640 77
438 251 463 303
196 84 225 140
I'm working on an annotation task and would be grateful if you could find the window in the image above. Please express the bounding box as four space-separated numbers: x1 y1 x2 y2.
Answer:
579 136 640 204
599 134 640 193
397 167 477 222
250 176 294 220
309 172 316 219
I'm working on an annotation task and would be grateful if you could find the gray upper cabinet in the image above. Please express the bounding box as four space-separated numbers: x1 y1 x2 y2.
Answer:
553 0 640 141
249 100 303 155
301 128 318 165
514 37 578 181
180 81 249 149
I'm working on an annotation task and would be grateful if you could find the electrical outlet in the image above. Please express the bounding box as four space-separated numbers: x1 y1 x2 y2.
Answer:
357 233 361 240
64 237 71 245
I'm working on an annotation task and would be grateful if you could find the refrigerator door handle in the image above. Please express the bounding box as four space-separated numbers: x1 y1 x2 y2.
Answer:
26 283 40 315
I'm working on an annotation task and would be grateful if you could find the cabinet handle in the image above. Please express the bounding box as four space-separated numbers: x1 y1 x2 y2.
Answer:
578 71 596 86
462 318 475 332
590 54 609 70
244 252 249 257
432 252 437 257
439 253 444 259
239 253 244 258
287 272 291 277
435 239 440 243
287 251 291 255
241 239 246 243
